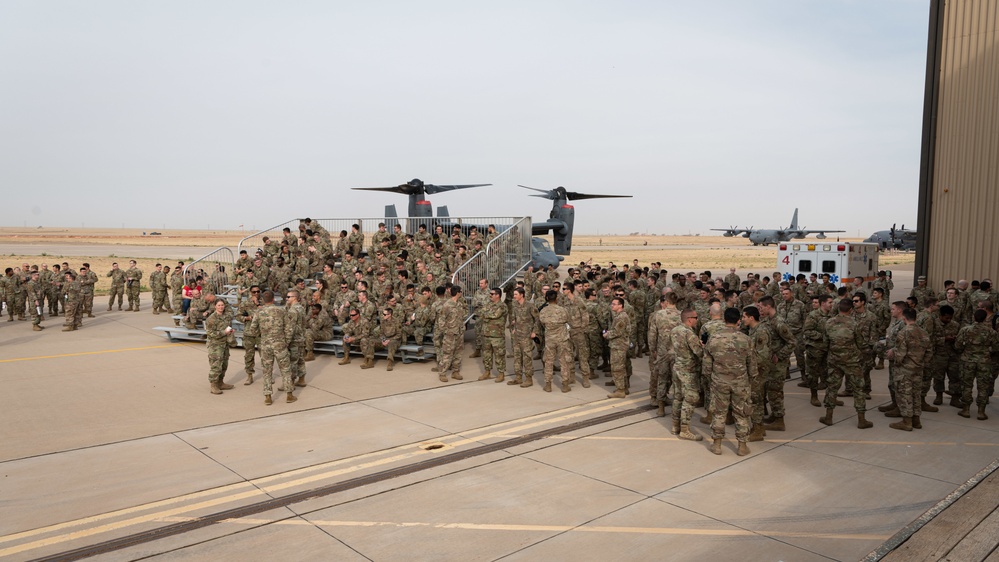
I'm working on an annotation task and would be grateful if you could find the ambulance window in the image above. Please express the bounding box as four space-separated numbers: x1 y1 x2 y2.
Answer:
797 260 812 273
822 261 836 273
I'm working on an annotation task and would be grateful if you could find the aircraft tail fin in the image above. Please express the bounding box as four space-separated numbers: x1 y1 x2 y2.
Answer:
437 206 450 217
790 208 799 230
384 204 400 233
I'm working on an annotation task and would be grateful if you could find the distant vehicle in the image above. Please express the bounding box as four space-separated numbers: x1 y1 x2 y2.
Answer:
149 232 162 236
864 224 916 251
712 208 844 246
777 241 879 288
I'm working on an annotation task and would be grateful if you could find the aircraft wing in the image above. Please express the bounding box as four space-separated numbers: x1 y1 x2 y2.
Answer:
788 229 845 239
711 228 749 237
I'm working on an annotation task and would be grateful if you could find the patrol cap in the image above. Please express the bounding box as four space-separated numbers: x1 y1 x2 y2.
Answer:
878 270 886 276
917 275 927 281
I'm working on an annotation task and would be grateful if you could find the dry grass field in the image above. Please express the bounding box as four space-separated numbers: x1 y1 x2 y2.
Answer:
0 228 915 294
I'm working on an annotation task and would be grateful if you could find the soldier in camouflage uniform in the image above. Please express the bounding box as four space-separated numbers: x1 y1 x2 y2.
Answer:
469 278 490 359
703 307 756 456
435 286 466 382
649 292 681 416
238 287 261 384
758 296 795 431
306 303 332 361
26 271 44 331
886 307 931 430
802 296 833 407
848 293 878 399
605 297 631 399
539 290 574 393
149 264 170 315
777 288 808 386
124 260 143 312
627 280 648 357
62 271 83 331
106 262 126 311
585 289 605 377
955 309 999 420
284 290 308 387
671 308 703 440
873 270 894 302
78 264 97 318
742 307 770 441
248 291 296 404
47 264 63 316
878 301 907 415
371 307 403 370
562 282 591 388
819 299 873 429
508 287 540 387
928 304 960 407
477 287 508 382
340 307 368 365
348 224 364 258
870 288 891 369
909 275 935 310
206 299 235 395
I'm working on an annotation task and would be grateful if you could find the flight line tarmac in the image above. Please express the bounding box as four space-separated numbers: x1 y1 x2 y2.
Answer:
3 268 999 561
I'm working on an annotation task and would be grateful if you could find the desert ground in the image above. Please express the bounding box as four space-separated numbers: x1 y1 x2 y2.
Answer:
0 227 915 294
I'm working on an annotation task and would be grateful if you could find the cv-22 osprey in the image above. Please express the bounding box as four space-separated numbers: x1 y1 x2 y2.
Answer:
712 208 844 246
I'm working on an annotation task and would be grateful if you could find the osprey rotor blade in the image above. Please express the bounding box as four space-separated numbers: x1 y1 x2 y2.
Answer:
424 183 491 195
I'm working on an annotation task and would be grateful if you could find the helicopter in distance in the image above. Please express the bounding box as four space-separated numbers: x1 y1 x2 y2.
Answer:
712 208 844 246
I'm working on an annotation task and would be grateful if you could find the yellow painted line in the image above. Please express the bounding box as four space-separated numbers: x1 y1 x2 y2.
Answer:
164 516 890 541
0 344 185 363
0 396 646 555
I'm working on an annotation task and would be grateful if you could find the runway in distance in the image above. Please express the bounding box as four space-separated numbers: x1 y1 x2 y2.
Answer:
711 208 844 246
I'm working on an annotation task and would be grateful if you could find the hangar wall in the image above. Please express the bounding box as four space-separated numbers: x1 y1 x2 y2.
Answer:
916 0 999 289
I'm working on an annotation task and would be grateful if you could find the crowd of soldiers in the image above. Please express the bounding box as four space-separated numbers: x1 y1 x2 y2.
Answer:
5 220 999 453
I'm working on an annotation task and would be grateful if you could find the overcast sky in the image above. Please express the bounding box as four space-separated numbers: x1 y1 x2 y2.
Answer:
1 0 929 236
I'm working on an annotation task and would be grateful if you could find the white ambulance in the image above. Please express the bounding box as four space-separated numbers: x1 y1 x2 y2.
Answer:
776 242 879 289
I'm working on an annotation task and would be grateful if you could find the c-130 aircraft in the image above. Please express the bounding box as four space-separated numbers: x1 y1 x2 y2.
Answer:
712 208 843 246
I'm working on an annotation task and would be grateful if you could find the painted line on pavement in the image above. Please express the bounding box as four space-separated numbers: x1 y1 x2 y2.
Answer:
0 344 184 363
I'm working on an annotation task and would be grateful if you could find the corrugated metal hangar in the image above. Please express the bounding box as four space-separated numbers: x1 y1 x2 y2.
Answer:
916 0 999 289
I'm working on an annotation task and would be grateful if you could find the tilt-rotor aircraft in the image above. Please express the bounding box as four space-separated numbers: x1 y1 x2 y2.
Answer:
351 178 491 220
518 185 632 268
712 208 844 246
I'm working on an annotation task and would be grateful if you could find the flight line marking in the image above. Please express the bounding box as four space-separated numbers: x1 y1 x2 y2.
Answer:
0 344 185 363
0 396 647 557
158 516 891 541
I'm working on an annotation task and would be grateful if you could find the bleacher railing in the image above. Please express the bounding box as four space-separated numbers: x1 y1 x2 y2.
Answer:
183 247 235 294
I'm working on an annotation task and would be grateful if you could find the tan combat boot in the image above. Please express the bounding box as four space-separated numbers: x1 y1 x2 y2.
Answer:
210 383 223 395
709 438 722 455
810 389 821 407
857 412 873 429
737 441 750 456
607 389 627 399
469 349 481 358
386 359 394 372
264 394 272 405
520 377 533 388
678 425 703 441
494 373 504 383
561 382 571 393
875 357 885 370
478 371 492 381
764 417 785 432
543 381 552 392
656 400 666 417
921 399 938 412
912 415 922 429
670 417 681 435
338 354 351 365
958 405 971 418
218 379 235 390
360 358 374 369
933 392 943 405
878 400 897 412
747 425 765 442
978 405 989 420
508 375 522 386
295 376 307 387
153 307 160 315
286 392 297 403
819 407 835 426
889 416 912 431
700 411 713 425
32 324 42 331
883 407 901 418
581 377 590 388
439 374 448 383
62 325 76 331
304 351 315 362
244 374 254 385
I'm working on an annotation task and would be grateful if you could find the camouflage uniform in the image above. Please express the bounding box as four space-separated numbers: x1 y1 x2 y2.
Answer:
124 265 143 311
824 314 867 413
287 301 307 382
63 277 83 329
776 297 807 383
893 322 931 418
238 298 260 378
509 298 540 383
761 315 795 418
747 322 771 428
607 309 631 392
106 268 126 310
928 317 960 399
249 303 294 397
565 296 592 382
955 323 999 409
436 298 466 376
342 315 371 359
479 299 508 376
585 299 604 375
649 307 681 401
628 286 648 354
79 270 97 316
47 270 64 316
802 308 829 391
307 307 333 353
540 303 573 387
26 277 44 328
150 270 170 313
371 314 402 364
185 296 209 329
910 284 936 310
703 325 757 442
873 276 894 302
671 323 703 427
471 287 490 355
205 310 232 385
